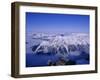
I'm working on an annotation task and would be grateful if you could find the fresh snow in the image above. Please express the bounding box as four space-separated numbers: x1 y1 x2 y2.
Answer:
26 32 89 56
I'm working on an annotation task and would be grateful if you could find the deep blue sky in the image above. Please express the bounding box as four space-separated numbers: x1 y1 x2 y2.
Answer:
26 12 89 33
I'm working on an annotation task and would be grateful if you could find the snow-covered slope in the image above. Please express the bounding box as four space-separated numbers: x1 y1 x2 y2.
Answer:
26 32 89 56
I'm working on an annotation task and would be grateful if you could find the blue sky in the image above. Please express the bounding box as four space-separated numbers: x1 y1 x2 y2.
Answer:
26 12 89 33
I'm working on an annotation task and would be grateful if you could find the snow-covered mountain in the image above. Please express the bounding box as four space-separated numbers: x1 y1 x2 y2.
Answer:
26 32 89 57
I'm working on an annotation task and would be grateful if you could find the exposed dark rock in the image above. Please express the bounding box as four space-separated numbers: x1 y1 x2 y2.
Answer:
65 60 76 65
31 44 39 52
26 42 28 44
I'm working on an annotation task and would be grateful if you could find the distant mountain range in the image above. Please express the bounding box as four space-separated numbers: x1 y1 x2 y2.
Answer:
26 32 89 58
